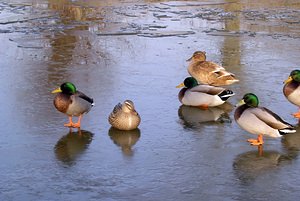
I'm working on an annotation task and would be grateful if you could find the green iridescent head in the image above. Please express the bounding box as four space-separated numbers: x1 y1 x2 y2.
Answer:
183 77 198 88
290 70 300 82
52 82 76 95
242 93 259 107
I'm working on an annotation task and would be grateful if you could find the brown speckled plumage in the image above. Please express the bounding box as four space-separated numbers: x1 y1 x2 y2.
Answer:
187 51 239 86
108 100 141 131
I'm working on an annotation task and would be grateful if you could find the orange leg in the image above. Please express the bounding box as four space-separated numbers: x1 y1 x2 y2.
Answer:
247 134 264 146
257 145 263 156
64 116 74 127
72 115 82 128
198 104 209 110
77 128 82 135
68 127 81 135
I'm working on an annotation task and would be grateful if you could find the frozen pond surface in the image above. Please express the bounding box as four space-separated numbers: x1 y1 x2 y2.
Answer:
1 0 300 200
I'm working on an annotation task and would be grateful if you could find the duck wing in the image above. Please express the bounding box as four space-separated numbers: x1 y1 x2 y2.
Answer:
189 85 225 95
77 91 94 105
110 103 122 118
252 107 293 129
211 69 236 78
205 61 226 71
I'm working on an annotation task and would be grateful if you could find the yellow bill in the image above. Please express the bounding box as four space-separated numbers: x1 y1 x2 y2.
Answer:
236 99 245 107
51 87 62 94
284 76 293 84
176 82 185 88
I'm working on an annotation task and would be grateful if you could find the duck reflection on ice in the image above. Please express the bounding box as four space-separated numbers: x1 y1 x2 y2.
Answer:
281 127 300 160
178 102 233 128
233 147 285 184
108 127 141 156
54 129 93 165
233 139 300 185
233 128 300 184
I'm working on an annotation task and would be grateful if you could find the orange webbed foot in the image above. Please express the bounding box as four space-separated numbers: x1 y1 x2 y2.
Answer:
64 123 73 127
247 134 264 146
247 138 258 143
248 140 264 146
71 115 82 128
64 116 75 128
293 112 300 118
71 123 81 128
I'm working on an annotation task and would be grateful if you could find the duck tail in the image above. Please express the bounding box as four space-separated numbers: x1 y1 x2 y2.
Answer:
279 127 296 135
218 90 235 101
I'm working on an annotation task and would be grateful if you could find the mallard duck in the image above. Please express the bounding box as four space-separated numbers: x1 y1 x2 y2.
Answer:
283 69 300 118
52 82 94 128
234 93 296 146
108 100 141 131
187 51 239 86
176 77 235 109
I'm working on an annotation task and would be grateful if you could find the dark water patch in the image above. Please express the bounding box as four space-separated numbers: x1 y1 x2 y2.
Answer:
138 30 195 38
160 1 236 7
186 8 236 21
0 29 12 33
96 31 141 36
0 15 57 25
205 28 300 39
243 9 300 22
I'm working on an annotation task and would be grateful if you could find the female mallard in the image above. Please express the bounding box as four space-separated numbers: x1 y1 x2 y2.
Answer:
283 69 300 118
108 100 141 131
52 82 94 128
234 93 295 146
176 77 235 109
187 51 239 86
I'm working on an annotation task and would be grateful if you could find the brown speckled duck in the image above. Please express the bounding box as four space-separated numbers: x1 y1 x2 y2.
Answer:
187 51 239 86
52 82 94 128
108 100 141 131
283 70 300 119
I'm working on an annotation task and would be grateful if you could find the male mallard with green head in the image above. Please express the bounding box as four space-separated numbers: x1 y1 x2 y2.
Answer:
234 93 295 146
283 70 300 119
108 100 141 131
187 51 239 86
176 77 234 109
52 82 94 128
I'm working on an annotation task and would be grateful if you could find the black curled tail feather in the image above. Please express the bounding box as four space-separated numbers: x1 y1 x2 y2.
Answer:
77 91 94 105
279 127 296 135
218 90 235 101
